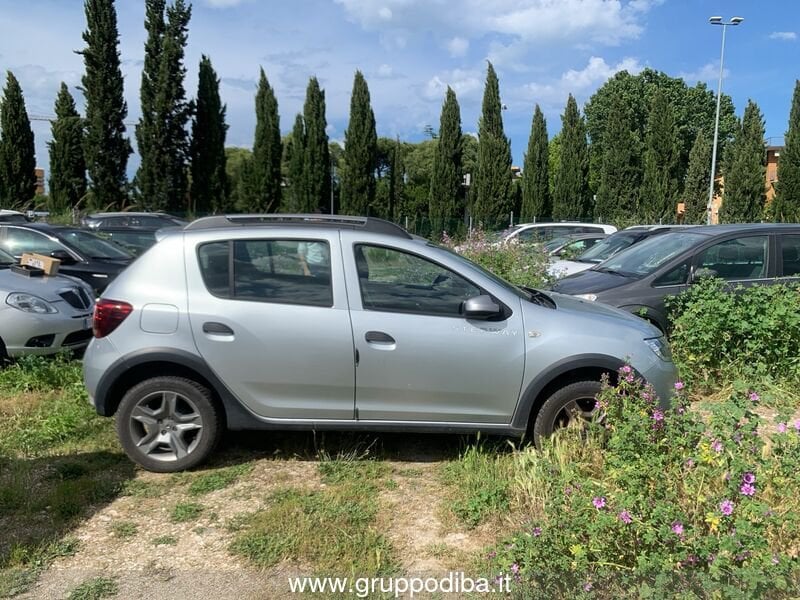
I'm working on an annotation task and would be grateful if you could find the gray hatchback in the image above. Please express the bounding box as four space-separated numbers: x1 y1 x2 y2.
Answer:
83 215 677 472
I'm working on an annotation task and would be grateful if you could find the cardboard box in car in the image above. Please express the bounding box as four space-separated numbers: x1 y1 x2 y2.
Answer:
20 253 61 276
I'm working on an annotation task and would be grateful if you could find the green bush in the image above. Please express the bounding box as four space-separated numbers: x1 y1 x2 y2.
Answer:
442 228 554 289
488 372 800 598
667 279 800 387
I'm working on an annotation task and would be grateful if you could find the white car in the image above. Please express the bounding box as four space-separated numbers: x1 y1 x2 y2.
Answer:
501 222 616 244
0 248 95 358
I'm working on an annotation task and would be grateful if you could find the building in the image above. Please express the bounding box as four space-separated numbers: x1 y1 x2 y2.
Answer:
765 144 782 203
34 168 45 196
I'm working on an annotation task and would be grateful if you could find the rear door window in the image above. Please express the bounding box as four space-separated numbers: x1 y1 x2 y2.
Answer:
0 227 63 257
780 235 800 277
695 236 769 280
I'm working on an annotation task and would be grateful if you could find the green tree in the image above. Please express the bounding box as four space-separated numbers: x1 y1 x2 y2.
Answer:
225 147 253 211
190 55 228 215
682 130 712 224
473 62 512 225
429 86 463 234
284 113 305 212
595 94 640 223
388 136 403 222
552 94 590 220
303 77 330 213
0 72 36 208
772 80 800 222
48 83 86 212
640 89 680 223
136 0 192 212
250 68 282 212
79 0 132 209
720 100 766 223
521 104 550 221
341 70 377 215
547 133 561 200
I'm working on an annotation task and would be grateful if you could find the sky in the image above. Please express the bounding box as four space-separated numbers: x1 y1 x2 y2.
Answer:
0 0 798 179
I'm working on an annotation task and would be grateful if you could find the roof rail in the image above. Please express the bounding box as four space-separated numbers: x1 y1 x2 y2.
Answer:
184 214 412 239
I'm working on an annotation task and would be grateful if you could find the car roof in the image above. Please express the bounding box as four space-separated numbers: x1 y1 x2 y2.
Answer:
515 222 612 227
3 222 82 235
184 214 414 239
673 223 800 235
88 212 178 218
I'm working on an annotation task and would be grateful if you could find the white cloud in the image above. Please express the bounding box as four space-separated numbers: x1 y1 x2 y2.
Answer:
523 56 641 104
424 69 482 100
376 63 393 78
770 31 797 41
678 62 729 84
446 37 469 58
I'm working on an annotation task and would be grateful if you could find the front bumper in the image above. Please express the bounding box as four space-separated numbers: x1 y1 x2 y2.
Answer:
1 309 93 357
640 357 679 409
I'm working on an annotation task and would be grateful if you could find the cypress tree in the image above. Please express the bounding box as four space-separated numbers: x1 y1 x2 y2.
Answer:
78 0 132 209
388 136 403 222
190 55 228 215
720 100 766 223
521 104 550 221
595 95 639 223
640 89 680 223
303 77 330 213
251 68 282 212
285 113 305 212
473 62 512 225
552 94 589 220
48 83 87 212
429 86 463 234
0 72 36 208
341 70 377 215
682 130 712 224
773 80 800 222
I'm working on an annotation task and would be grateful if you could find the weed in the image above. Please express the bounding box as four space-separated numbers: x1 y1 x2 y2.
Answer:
67 576 118 600
318 459 390 485
152 535 178 546
170 502 204 523
187 463 253 496
110 521 137 539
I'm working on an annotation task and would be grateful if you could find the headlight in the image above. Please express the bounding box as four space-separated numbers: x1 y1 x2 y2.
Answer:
6 293 58 314
644 336 672 362
574 293 597 302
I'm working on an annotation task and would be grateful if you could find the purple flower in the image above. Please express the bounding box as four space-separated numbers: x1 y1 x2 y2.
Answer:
674 381 685 391
564 486 573 496
532 527 542 537
486 551 496 559
742 472 755 484
625 373 634 383
619 510 632 524
772 555 780 565
621 365 632 374
685 458 695 468
511 563 520 574
583 582 593 592
776 423 787 434
592 496 606 510
749 391 760 403
795 420 800 432
740 483 756 496
671 521 684 536
652 409 665 422
720 499 735 516
711 440 723 453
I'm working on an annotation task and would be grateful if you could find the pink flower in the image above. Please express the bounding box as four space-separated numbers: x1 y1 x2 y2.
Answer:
621 365 632 374
740 483 756 496
711 440 723 453
795 420 800 432
742 472 755 484
619 510 632 524
671 521 684 536
720 500 735 516
674 381 685 391
511 563 520 574
749 391 760 403
532 527 542 537
776 423 787 434
592 496 606 509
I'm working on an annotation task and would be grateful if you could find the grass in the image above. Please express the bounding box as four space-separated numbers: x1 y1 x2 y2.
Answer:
109 521 137 539
187 463 254 496
170 502 204 523
152 535 178 546
317 459 390 484
0 537 79 598
67 576 118 600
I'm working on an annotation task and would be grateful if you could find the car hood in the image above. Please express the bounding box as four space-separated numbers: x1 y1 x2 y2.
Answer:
547 291 660 337
0 268 94 303
548 259 594 279
549 268 632 295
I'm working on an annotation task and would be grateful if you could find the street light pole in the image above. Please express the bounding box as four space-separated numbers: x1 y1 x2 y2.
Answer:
706 16 743 225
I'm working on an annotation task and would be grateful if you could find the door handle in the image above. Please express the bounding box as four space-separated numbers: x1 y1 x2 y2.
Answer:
365 331 395 344
203 321 234 335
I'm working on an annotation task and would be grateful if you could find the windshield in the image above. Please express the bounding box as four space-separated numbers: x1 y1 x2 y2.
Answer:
575 232 639 263
544 236 571 252
596 232 704 278
61 230 133 260
0 248 15 265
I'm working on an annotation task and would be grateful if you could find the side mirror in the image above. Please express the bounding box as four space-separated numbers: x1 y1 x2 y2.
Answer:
690 267 717 283
50 249 76 265
462 295 503 320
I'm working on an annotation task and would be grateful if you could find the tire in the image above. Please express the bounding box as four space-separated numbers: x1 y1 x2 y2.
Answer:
531 380 604 448
116 376 221 473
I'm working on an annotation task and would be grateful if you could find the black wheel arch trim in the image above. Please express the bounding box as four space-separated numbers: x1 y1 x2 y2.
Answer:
510 353 640 430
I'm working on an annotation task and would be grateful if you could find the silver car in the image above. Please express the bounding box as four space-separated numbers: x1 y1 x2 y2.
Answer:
82 215 677 472
0 248 94 358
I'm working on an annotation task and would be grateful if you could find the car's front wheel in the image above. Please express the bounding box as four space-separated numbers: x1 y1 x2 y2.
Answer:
531 380 604 447
116 376 221 472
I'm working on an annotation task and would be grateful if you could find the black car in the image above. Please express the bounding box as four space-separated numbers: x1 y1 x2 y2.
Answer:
550 224 800 331
0 223 134 294
81 212 188 230
93 228 161 256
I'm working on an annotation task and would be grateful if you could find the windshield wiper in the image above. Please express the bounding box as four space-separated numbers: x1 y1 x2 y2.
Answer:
520 286 557 309
594 266 632 277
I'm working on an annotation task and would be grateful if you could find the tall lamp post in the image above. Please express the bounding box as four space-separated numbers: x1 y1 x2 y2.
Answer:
706 15 744 225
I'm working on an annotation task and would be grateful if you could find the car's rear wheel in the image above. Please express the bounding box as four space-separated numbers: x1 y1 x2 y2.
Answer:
116 376 220 472
531 380 604 447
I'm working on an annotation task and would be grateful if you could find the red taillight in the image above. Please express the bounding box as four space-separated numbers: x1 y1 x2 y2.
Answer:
93 299 133 338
